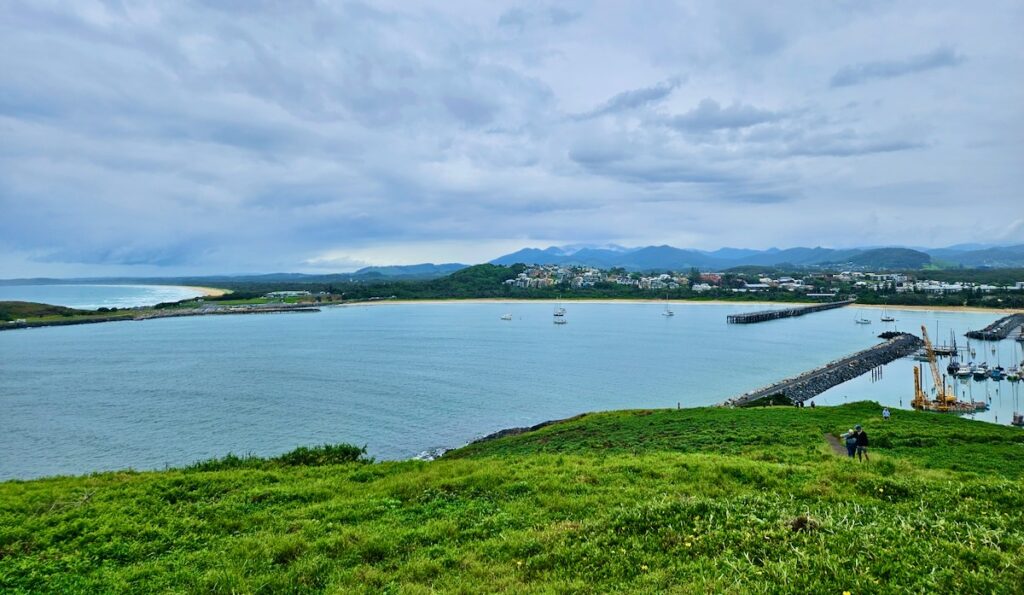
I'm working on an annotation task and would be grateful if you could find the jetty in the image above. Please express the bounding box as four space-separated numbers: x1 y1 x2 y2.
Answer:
722 332 923 407
965 313 1024 341
726 299 855 324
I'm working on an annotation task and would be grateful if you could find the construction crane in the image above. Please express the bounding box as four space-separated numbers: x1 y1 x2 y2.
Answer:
921 324 958 411
912 364 930 410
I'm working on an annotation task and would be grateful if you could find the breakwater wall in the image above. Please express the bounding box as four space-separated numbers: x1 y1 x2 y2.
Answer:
726 299 855 324
722 332 924 406
965 313 1024 341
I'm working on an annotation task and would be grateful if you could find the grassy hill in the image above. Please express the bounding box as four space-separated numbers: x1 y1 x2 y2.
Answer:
0 301 87 321
1 402 1022 593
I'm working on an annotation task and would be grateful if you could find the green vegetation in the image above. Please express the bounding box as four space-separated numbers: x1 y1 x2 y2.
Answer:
0 301 134 325
0 301 87 321
2 402 1022 593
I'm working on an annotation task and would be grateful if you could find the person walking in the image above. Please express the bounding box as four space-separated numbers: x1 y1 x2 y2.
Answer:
854 424 869 462
882 407 891 421
840 428 857 458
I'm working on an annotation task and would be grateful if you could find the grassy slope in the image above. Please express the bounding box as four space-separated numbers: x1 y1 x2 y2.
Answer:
1 402 1022 594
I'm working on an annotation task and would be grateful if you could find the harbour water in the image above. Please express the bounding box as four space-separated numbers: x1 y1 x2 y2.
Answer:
1 301 1020 479
0 284 206 310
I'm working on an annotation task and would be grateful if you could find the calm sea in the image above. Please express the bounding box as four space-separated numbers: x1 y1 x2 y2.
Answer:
0 284 205 310
1 301 1021 479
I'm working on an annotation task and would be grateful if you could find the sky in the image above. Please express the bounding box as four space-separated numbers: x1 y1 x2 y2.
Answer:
1 1 1023 277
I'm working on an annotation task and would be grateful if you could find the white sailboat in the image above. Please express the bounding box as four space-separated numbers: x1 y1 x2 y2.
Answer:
662 304 674 317
500 313 512 321
553 301 567 324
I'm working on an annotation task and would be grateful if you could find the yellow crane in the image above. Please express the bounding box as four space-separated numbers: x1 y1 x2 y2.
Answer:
920 324 959 411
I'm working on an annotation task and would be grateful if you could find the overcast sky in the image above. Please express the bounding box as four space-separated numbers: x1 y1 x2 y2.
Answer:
2 1 1022 276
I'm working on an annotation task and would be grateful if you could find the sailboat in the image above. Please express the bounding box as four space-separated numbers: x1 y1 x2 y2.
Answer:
553 302 567 324
1008 342 1021 382
880 308 895 322
854 310 871 324
500 313 512 321
662 304 674 317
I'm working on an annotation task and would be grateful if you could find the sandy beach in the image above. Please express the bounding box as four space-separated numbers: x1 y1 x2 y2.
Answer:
183 286 231 298
335 297 1020 315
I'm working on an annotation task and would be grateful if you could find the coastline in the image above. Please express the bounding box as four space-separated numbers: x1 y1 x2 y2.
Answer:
183 285 230 297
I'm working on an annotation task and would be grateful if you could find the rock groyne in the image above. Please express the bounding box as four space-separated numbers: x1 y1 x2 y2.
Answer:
722 332 924 407
965 313 1024 341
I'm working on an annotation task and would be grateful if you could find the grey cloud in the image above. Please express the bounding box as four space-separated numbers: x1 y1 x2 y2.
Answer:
0 2 1017 275
830 46 964 87
574 77 684 119
784 132 926 157
35 243 208 267
498 7 581 32
668 99 784 132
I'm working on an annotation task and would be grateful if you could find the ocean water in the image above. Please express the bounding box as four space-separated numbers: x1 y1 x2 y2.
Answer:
0 284 205 310
1 301 1021 479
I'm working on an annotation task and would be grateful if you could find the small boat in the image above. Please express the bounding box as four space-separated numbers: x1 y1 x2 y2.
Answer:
855 317 872 325
1012 412 1024 427
990 366 1005 381
880 308 895 322
553 304 567 324
955 364 972 378
500 313 512 321
973 363 989 381
662 304 674 317
1007 367 1020 382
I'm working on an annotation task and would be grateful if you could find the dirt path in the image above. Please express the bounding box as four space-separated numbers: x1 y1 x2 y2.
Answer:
824 433 847 456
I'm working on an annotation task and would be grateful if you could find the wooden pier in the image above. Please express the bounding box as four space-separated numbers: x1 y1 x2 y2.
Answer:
965 313 1024 341
722 332 924 407
726 299 855 324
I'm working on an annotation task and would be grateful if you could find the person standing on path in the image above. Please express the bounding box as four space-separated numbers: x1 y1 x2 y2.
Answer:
840 428 857 458
854 424 869 462
882 407 891 421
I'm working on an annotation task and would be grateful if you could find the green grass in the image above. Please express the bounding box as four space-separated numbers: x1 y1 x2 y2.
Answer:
1 402 1022 593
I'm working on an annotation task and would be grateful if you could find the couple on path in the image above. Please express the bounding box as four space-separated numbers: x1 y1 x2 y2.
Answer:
841 425 869 461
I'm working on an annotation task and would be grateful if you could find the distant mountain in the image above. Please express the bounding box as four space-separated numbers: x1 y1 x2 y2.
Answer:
928 244 1024 268
488 243 1024 271
826 248 932 270
353 263 467 278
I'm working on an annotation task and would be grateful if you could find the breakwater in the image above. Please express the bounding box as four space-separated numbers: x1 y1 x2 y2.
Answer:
726 299 855 324
965 313 1024 341
722 332 924 406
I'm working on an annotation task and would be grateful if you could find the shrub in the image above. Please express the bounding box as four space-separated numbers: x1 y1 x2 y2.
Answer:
273 443 370 466
186 443 369 471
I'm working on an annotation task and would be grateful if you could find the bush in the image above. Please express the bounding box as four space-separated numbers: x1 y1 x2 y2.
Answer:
274 443 370 466
186 443 370 471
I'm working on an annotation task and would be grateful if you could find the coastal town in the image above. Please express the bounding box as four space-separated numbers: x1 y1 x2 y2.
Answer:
500 264 1024 297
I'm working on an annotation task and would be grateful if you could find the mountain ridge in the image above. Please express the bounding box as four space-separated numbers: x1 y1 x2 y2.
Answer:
489 243 1024 271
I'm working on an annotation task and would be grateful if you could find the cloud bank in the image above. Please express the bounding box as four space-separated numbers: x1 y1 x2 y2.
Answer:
0 1 1021 276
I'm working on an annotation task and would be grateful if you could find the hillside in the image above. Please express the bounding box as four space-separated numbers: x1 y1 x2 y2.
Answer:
0 301 88 321
1 402 1021 593
828 247 932 270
